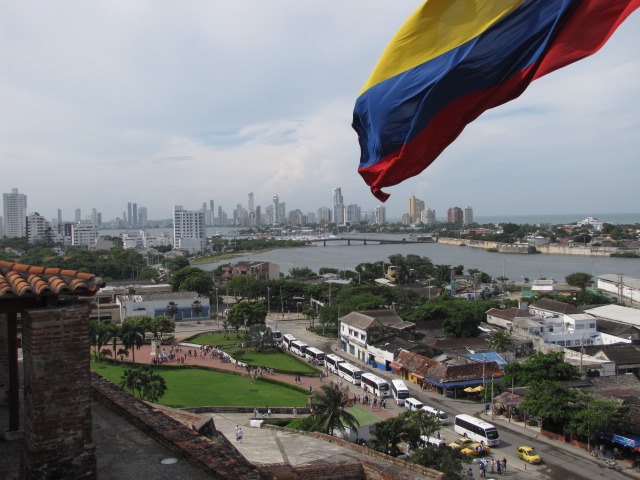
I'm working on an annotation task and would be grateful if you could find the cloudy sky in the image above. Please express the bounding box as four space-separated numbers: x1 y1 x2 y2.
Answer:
1 1 639 222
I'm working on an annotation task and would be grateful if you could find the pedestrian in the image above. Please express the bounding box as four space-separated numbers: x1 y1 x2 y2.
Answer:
502 457 507 471
234 425 241 442
308 385 312 392
254 408 258 418
490 459 495 473
237 427 243 443
467 467 473 478
479 463 485 478
496 460 502 475
267 408 272 417
293 407 297 417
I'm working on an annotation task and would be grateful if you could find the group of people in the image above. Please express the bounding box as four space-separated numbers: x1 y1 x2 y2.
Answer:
468 457 507 478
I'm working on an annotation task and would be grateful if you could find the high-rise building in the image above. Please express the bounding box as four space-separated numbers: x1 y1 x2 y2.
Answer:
2 188 27 238
422 208 437 225
447 207 464 224
138 207 147 227
3 188 27 238
26 212 54 244
375 205 386 224
272 195 280 225
332 188 343 207
132 203 138 227
57 209 62 232
71 220 98 246
408 195 425 223
173 205 206 253
345 204 361 224
463 206 474 226
317 207 331 224
255 205 261 226
127 202 132 227
75 208 81 222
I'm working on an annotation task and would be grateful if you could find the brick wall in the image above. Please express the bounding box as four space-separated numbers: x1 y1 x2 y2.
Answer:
21 301 96 479
0 314 8 406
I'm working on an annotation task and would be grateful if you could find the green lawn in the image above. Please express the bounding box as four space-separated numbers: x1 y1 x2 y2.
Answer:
347 405 386 426
92 362 310 408
187 333 319 374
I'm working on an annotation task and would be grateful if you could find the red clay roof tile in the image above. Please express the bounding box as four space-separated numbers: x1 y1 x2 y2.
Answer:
0 260 105 299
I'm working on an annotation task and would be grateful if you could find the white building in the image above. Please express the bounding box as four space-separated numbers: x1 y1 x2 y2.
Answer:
26 212 54 244
71 220 98 247
2 188 27 238
597 274 640 305
375 205 386 224
173 205 206 254
463 206 474 226
117 291 209 321
421 208 436 225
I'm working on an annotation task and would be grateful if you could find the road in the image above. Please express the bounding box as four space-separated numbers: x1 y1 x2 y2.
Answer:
267 315 636 480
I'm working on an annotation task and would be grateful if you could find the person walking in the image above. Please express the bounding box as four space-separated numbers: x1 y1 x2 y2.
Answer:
234 425 241 442
502 457 507 471
237 427 243 443
467 467 474 478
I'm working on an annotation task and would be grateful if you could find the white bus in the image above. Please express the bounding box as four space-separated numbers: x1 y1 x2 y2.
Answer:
290 340 308 357
283 334 296 350
325 354 345 373
421 405 450 425
272 330 283 345
337 362 363 386
305 347 326 366
360 372 390 397
390 379 411 405
453 414 500 446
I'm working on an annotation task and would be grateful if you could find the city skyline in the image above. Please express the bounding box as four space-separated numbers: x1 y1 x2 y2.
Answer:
1 2 639 220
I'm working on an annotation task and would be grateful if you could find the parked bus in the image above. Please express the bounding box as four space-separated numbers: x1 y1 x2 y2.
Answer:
272 330 283 345
453 414 500 446
337 362 363 386
305 347 326 366
421 405 450 425
290 340 308 357
390 379 411 405
360 372 390 397
325 354 345 373
282 334 296 350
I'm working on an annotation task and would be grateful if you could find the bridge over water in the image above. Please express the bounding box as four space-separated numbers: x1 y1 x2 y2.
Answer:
306 237 436 246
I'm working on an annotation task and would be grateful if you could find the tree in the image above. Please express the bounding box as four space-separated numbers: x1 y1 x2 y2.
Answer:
120 318 146 366
120 366 167 402
107 322 122 359
566 397 627 448
488 330 513 353
244 324 274 352
302 306 319 330
370 414 413 457
566 272 593 291
166 301 179 320
520 380 577 432
289 266 316 278
503 352 581 388
151 315 175 340
192 299 203 323
410 445 467 480
89 320 110 361
308 384 359 436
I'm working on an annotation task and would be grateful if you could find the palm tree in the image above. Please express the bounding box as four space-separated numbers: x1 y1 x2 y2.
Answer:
89 320 110 361
192 299 203 324
107 322 121 359
308 384 359 436
488 329 513 353
120 319 145 366
166 301 179 321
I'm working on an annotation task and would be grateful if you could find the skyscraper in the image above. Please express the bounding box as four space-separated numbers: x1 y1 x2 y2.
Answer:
75 208 81 222
2 188 27 238
463 206 474 226
447 207 463 224
127 202 132 227
272 194 280 225
138 207 147 227
408 195 425 223
375 205 386 224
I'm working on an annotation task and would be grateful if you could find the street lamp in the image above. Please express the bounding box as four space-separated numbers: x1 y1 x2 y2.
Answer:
215 288 219 330
267 287 271 319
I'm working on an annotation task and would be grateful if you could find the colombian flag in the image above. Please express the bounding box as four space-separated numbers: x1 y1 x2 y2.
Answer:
353 0 640 201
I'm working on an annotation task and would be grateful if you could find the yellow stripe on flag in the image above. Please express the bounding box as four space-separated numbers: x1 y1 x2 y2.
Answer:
360 0 526 95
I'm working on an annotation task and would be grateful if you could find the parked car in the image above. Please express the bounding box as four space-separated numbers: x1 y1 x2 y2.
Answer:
516 446 541 464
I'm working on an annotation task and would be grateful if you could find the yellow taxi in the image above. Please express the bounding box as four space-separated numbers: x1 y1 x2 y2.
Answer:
448 438 475 450
516 446 541 464
461 442 491 456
